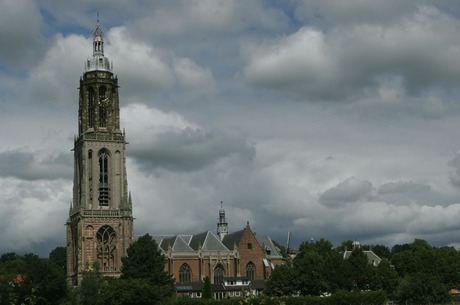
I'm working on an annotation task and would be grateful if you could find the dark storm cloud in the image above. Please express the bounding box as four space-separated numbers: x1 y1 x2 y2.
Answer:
448 152 460 188
319 177 373 207
0 0 46 69
378 181 430 195
130 128 256 172
0 150 72 180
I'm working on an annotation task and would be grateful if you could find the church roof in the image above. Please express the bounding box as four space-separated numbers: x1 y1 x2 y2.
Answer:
255 235 283 259
222 229 245 250
152 231 229 252
189 231 229 251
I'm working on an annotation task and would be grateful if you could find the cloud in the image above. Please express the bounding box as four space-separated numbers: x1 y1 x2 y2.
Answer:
122 104 255 172
378 181 430 195
107 26 216 103
0 149 72 180
449 152 460 188
243 5 460 102
0 0 45 69
0 178 71 255
26 33 88 107
319 177 374 207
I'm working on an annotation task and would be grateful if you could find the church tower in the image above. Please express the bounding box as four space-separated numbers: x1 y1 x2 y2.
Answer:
66 13 133 285
217 201 228 240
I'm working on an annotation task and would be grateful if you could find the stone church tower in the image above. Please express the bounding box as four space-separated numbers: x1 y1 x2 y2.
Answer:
66 15 133 285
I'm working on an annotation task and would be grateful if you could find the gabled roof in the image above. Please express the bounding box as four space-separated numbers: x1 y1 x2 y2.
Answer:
153 231 229 252
155 235 194 252
189 231 208 250
189 231 229 251
222 229 245 250
255 235 283 259
171 236 194 252
343 250 382 266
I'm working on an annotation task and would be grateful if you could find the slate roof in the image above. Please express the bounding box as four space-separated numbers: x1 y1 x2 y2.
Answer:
222 229 245 250
153 231 229 253
255 235 283 259
149 226 283 258
343 250 382 266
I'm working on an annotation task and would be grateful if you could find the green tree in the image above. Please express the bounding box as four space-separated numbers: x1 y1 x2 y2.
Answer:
79 262 104 305
0 252 21 264
369 259 398 298
265 263 296 296
121 234 173 286
202 276 212 299
19 254 68 305
99 278 174 305
49 246 67 275
293 239 333 295
396 273 451 305
344 248 373 291
370 245 390 259
272 240 288 259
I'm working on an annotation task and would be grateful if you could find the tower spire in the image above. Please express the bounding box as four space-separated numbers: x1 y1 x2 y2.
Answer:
217 201 228 240
86 10 111 71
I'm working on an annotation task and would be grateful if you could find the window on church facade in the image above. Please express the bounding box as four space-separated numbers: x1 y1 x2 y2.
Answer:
98 150 110 206
246 262 255 280
99 86 107 127
214 265 224 284
88 87 95 128
179 264 191 282
97 225 116 272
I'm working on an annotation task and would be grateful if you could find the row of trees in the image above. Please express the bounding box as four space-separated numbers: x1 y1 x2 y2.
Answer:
266 238 460 304
0 234 175 305
1 236 459 304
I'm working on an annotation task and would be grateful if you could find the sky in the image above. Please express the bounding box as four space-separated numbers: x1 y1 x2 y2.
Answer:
1 0 460 257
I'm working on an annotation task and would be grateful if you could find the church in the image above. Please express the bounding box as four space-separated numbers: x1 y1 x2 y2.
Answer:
66 16 285 292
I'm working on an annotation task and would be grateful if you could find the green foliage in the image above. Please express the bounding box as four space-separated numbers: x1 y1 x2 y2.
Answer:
202 276 212 299
49 246 66 275
265 263 296 296
79 262 104 305
369 245 390 259
272 240 288 259
98 278 174 305
121 234 174 287
369 259 398 297
396 273 451 305
0 253 68 305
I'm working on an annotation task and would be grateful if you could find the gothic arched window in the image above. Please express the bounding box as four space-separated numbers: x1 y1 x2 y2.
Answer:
246 262 255 280
99 86 107 128
98 150 110 206
97 225 116 271
214 264 224 284
179 264 191 282
88 87 95 128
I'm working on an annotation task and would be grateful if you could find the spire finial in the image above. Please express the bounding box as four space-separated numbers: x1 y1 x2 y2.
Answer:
220 201 223 209
97 8 100 24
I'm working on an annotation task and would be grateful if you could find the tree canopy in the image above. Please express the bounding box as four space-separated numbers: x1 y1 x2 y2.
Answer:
121 233 174 286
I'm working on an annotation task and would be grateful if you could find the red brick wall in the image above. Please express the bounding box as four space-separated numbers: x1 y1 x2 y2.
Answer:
237 226 267 280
